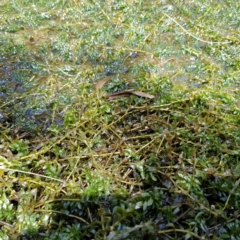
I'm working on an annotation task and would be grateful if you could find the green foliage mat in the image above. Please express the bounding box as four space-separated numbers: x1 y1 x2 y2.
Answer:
0 0 240 239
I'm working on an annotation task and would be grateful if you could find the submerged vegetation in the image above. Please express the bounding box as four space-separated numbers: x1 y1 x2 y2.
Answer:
0 0 240 239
